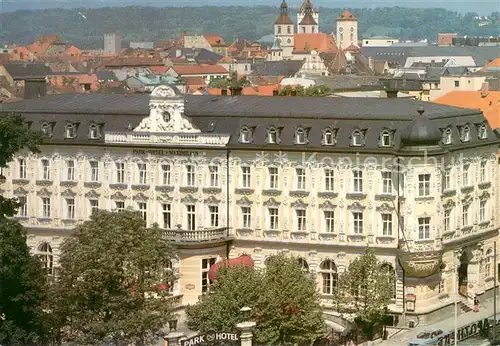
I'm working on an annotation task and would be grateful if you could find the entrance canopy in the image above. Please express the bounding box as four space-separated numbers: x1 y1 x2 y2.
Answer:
208 255 254 281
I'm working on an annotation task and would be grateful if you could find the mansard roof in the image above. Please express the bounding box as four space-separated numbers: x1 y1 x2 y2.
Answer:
1 92 497 152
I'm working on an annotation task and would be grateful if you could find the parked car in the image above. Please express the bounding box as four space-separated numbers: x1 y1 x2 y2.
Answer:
407 328 448 345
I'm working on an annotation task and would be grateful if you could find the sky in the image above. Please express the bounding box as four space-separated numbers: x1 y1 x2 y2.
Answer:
1 0 499 14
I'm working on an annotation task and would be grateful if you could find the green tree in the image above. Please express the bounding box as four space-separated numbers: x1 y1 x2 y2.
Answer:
186 254 324 345
50 210 177 345
332 248 395 340
185 265 262 333
0 113 42 216
207 72 251 89
0 219 49 344
278 85 331 97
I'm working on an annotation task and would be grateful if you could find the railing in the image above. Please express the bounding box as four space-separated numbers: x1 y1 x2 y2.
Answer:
105 132 231 147
163 227 233 244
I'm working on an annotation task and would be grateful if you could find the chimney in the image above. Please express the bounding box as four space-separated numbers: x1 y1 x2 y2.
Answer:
221 88 228 96
231 86 243 96
480 82 489 98
273 89 279 96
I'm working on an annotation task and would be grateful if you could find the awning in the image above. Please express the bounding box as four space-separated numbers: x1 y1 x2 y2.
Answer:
325 320 346 333
208 255 254 281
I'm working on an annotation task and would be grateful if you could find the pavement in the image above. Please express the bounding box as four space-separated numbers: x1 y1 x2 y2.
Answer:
379 295 500 345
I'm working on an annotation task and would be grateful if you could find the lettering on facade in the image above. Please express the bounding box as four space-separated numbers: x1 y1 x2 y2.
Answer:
132 149 199 156
438 317 496 345
181 332 239 346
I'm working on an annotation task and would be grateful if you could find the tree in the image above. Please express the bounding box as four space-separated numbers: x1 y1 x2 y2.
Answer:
186 254 325 345
0 113 42 216
278 85 331 97
50 210 177 345
185 265 262 333
0 219 49 344
332 248 395 340
207 72 251 89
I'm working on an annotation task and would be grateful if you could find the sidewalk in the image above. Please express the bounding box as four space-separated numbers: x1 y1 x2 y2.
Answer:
379 295 500 345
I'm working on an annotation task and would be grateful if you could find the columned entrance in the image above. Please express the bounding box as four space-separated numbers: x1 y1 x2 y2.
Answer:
458 250 470 297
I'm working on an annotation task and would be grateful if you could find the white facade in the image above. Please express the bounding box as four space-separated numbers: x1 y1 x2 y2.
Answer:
336 17 358 50
362 37 400 47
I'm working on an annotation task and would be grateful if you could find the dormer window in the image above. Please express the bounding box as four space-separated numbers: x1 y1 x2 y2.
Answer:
239 126 253 144
65 123 76 139
351 129 365 147
379 130 393 147
41 122 53 137
267 127 280 144
461 125 471 142
88 124 100 139
294 127 309 145
478 123 488 140
322 128 337 146
442 127 452 145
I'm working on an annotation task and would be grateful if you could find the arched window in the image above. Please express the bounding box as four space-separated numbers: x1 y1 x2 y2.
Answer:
320 260 337 295
381 263 396 299
41 122 52 137
38 242 53 276
295 127 307 144
462 125 471 142
267 127 279 144
240 126 252 143
478 123 488 139
287 26 292 34
89 124 100 139
65 123 76 139
351 129 363 146
323 129 334 145
297 258 309 273
164 259 174 294
277 26 282 34
380 130 392 147
485 248 493 277
442 127 452 145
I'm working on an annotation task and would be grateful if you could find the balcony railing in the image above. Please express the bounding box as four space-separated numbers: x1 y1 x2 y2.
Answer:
162 227 233 244
105 131 230 147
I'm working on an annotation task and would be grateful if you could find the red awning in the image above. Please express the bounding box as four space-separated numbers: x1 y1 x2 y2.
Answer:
208 255 254 281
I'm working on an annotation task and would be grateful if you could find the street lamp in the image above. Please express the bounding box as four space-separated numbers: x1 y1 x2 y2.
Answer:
240 306 252 321
168 317 178 332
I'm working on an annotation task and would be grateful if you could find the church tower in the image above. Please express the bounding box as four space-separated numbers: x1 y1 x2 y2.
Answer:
297 0 319 28
298 1 319 34
336 9 358 50
274 0 294 59
268 38 284 61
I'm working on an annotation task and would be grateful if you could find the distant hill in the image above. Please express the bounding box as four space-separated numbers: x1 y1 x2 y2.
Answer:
1 6 498 49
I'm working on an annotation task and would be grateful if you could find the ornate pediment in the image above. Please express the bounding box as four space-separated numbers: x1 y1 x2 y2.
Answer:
291 199 308 209
443 199 456 209
61 188 76 198
263 198 280 207
111 191 126 200
376 203 394 213
133 192 148 201
85 190 100 199
13 187 28 195
236 196 252 206
157 192 173 202
204 195 221 204
348 202 366 212
181 195 197 204
36 188 51 197
319 200 336 210
479 191 491 201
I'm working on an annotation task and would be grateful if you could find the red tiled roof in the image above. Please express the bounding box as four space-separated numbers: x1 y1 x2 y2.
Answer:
28 42 51 55
343 44 360 52
275 13 294 25
337 9 357 21
293 33 338 53
104 57 164 67
148 66 171 74
204 34 227 47
66 45 81 56
486 58 500 67
182 76 207 86
207 84 279 96
172 64 229 75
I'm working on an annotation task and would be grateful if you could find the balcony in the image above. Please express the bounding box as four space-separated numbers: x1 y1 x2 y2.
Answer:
105 131 231 147
162 227 233 245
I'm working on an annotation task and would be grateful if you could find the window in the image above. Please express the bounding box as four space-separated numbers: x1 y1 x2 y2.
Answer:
17 196 27 217
209 205 219 227
116 162 125 183
480 161 486 182
320 260 338 295
115 201 125 212
478 123 488 139
296 209 306 231
268 167 278 189
297 258 309 273
444 209 451 233
443 169 451 191
65 123 76 139
287 26 291 34
41 122 52 136
18 158 27 179
418 217 431 239
462 204 470 227
323 129 335 145
462 126 471 142
353 212 363 234
162 203 171 229
89 124 99 139
241 166 251 188
41 197 51 218
89 161 99 182
324 169 334 191
351 130 363 146
382 172 392 194
137 202 147 222
277 26 281 34
382 214 393 236
454 80 459 87
295 127 307 144
479 200 487 222
241 206 251 228
324 210 334 233
89 199 99 215
353 170 363 193
268 207 278 230
202 258 217 293
267 127 279 144
442 128 452 144
164 259 175 294
186 165 196 186
462 165 469 186
38 243 53 276
66 160 75 181
380 131 392 147
209 166 219 187
41 159 50 180
137 163 147 185
240 127 252 143
65 198 75 219
485 249 493 277
418 174 431 197
187 204 196 230
296 168 306 190
161 164 171 185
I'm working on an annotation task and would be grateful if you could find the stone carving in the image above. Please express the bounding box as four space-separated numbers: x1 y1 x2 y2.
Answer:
319 200 336 210
204 195 221 204
111 191 126 200
236 196 252 205
263 198 280 207
181 195 197 204
133 192 148 201
291 199 308 209
398 249 443 278
151 85 177 98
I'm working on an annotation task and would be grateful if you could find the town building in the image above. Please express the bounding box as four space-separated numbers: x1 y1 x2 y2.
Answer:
297 0 319 29
104 33 122 55
336 10 358 50
1 85 499 329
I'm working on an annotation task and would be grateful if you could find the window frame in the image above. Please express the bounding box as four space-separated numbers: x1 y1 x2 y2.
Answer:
324 168 334 192
18 158 27 179
241 206 251 229
186 204 196 231
209 165 219 187
381 213 393 236
320 260 338 295
295 209 306 232
268 167 279 189
353 212 363 234
418 217 431 240
89 160 99 182
208 205 219 228
41 158 51 180
324 210 334 233
41 196 51 218
162 203 171 229
66 159 75 181
186 164 196 186
161 164 171 185
268 207 279 230
353 170 363 193
241 166 251 188
295 167 306 190
116 162 125 184
418 174 431 197
382 171 392 194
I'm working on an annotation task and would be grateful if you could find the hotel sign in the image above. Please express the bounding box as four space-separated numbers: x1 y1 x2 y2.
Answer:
181 331 239 346
438 317 496 345
132 149 199 156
